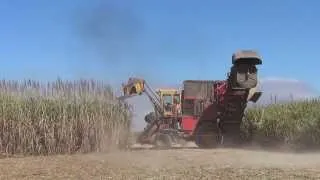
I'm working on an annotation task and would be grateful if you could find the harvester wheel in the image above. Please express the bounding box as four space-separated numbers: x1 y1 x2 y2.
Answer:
154 133 172 149
220 123 243 148
144 112 156 123
194 121 220 149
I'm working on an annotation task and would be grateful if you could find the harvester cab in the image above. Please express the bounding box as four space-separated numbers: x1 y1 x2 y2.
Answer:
156 89 181 117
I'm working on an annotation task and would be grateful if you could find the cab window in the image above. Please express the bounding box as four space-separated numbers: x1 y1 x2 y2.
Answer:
163 95 172 104
173 95 180 104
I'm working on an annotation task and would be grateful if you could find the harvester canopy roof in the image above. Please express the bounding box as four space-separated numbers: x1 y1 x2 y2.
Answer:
156 88 180 94
232 50 262 65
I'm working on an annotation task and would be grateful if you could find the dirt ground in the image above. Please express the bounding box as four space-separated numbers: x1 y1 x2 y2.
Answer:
1 143 320 180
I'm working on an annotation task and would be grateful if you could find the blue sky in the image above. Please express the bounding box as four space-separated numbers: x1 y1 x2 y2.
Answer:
0 0 319 91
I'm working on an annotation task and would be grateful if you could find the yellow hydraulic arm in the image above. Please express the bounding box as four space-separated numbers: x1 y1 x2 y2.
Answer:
118 77 167 144
118 77 164 116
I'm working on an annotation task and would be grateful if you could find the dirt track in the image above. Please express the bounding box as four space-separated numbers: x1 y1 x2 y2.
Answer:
1 146 320 179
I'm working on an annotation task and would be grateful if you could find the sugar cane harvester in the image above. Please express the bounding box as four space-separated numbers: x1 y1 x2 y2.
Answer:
119 50 263 148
